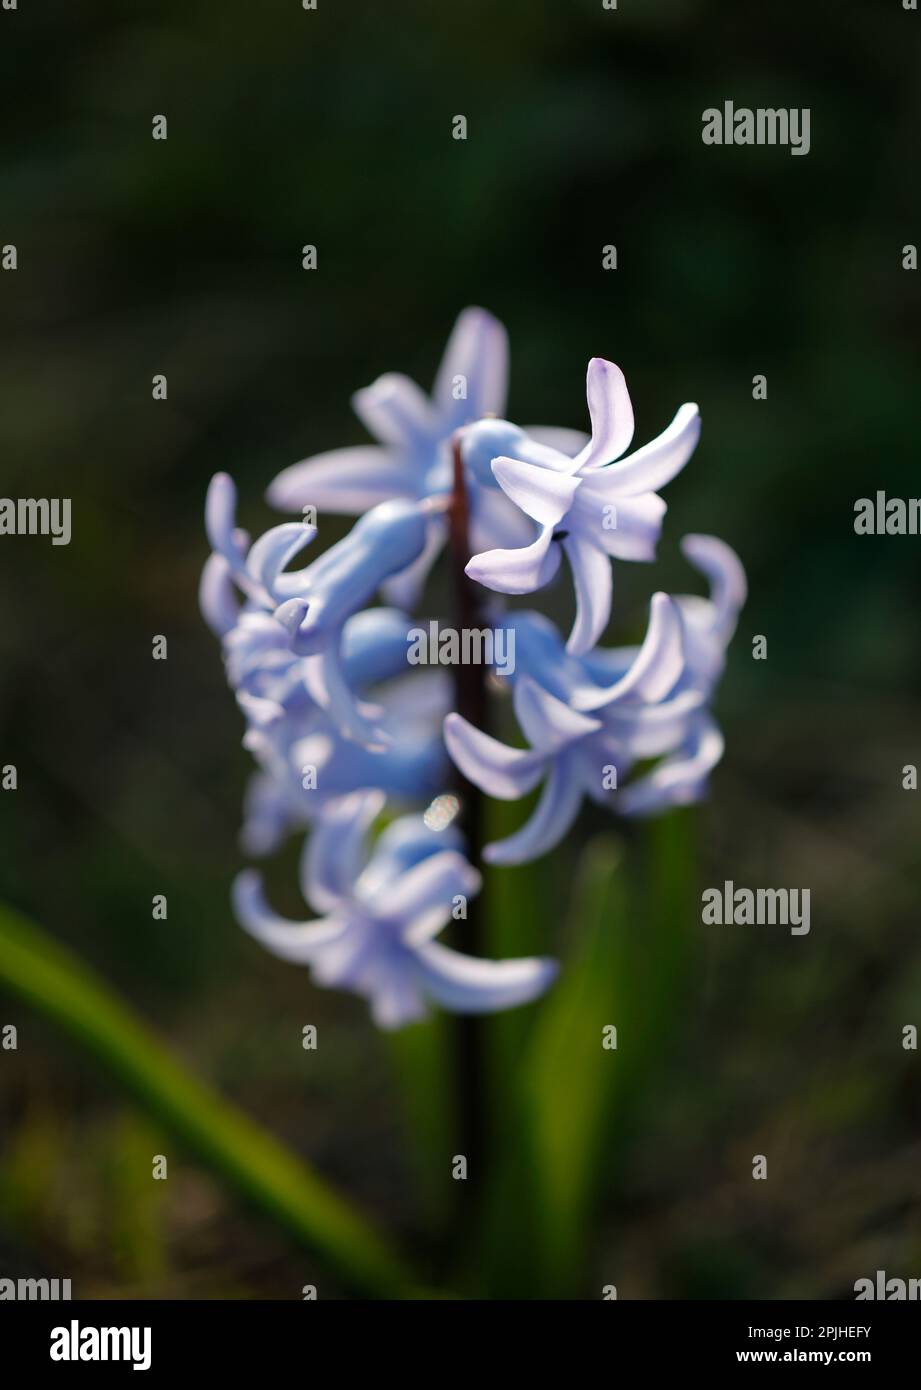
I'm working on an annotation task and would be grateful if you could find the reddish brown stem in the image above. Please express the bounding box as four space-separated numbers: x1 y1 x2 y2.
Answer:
447 435 487 1204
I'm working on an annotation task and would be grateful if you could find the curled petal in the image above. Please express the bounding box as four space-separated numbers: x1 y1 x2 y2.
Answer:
444 712 547 799
365 813 463 886
618 716 725 817
384 851 482 942
276 500 429 653
302 790 385 914
199 553 239 637
484 755 584 865
512 675 602 752
247 522 317 598
465 523 560 595
233 869 344 961
572 592 685 709
414 940 558 1013
562 533 613 655
574 489 666 562
571 358 635 472
590 402 700 493
307 640 390 749
352 372 437 448
681 533 747 638
600 688 706 760
267 446 418 515
433 306 509 420
491 456 581 526
205 472 245 567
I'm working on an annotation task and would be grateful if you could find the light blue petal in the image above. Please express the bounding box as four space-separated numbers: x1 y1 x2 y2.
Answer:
461 418 529 488
233 869 345 961
339 607 415 687
381 850 481 942
247 522 316 598
352 372 437 448
433 306 509 423
364 813 462 887
380 517 446 610
571 488 666 562
680 533 747 639
562 533 613 655
305 638 390 749
413 940 558 1013
205 472 246 568
618 716 725 816
199 553 239 637
301 790 384 914
589 402 699 491
274 500 429 654
484 754 584 865
266 445 419 515
571 358 635 471
571 592 685 709
443 712 547 799
491 455 581 526
465 523 560 595
468 480 535 555
512 676 602 753
369 968 430 1029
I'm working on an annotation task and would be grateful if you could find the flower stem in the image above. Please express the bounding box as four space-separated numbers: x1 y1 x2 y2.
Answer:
447 434 488 1210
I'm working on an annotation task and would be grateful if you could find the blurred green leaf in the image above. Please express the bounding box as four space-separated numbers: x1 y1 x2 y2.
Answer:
387 1012 453 1228
108 1114 170 1291
0 900 415 1297
478 813 697 1297
524 832 630 1294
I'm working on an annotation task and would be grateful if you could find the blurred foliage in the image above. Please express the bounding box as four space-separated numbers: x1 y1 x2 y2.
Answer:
1 0 920 1298
0 901 414 1295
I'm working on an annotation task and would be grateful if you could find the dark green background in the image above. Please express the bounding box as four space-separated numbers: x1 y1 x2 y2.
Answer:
1 0 919 1298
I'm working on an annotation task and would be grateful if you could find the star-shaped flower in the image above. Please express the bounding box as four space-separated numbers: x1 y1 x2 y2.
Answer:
462 358 701 653
203 471 430 745
263 308 538 607
234 792 558 1028
444 592 692 863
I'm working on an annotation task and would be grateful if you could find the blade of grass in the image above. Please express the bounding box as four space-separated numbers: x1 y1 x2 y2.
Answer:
0 900 416 1298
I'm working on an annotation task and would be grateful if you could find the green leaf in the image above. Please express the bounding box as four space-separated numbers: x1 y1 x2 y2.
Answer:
0 900 415 1297
484 812 697 1297
524 832 629 1293
387 1012 453 1227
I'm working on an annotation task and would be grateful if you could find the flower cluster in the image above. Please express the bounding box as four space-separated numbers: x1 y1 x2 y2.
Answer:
201 308 745 1029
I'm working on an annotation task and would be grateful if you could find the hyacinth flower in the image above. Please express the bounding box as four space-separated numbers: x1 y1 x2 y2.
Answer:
263 307 559 608
232 611 450 855
570 533 746 817
444 591 700 863
240 668 448 841
263 308 509 608
203 470 432 745
233 793 557 1028
267 307 510 515
462 357 701 653
202 307 743 1035
444 535 744 862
